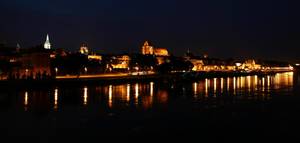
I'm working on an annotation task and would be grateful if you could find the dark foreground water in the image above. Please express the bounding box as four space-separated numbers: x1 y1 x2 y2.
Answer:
1 72 300 142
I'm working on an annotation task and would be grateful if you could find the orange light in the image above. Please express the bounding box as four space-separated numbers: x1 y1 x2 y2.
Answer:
83 87 88 106
24 91 28 111
109 85 113 108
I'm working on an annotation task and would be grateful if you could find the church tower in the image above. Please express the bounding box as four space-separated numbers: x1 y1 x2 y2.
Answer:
44 34 51 49
79 43 89 55
141 41 154 55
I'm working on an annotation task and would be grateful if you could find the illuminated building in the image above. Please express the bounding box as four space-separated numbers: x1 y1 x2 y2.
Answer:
269 66 294 71
80 43 102 61
156 57 167 65
0 40 53 79
79 44 89 55
203 65 221 71
141 41 154 55
141 41 169 56
243 59 261 70
190 59 204 71
88 54 102 61
111 55 130 69
154 48 169 56
44 34 51 49
226 65 236 71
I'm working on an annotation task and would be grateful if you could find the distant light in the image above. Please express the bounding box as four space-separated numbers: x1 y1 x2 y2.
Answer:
296 64 300 66
9 59 16 63
235 63 242 67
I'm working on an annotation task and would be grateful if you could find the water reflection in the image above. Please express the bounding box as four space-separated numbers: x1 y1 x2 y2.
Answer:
150 82 154 97
191 72 294 98
54 88 58 110
135 83 139 98
24 91 28 111
233 77 236 95
227 77 230 91
194 82 197 96
83 87 88 106
213 78 217 96
17 72 295 111
108 85 113 108
127 84 130 102
205 79 209 97
221 78 224 93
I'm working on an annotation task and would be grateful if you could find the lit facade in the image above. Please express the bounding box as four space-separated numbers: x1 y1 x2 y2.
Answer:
154 48 169 56
111 55 130 69
141 41 154 55
189 59 204 71
141 41 169 56
243 60 261 70
156 57 167 65
88 54 102 61
79 44 89 55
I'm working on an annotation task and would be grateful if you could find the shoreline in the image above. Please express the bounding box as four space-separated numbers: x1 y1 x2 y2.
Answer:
0 70 294 88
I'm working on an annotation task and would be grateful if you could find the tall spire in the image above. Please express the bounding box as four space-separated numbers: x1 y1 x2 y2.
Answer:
16 43 21 49
16 43 21 53
144 41 149 46
44 34 51 49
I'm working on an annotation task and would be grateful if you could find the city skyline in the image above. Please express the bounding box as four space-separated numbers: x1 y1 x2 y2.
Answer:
0 32 298 62
1 1 300 141
0 0 299 62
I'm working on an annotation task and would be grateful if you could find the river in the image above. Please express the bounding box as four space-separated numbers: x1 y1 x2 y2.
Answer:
0 72 299 142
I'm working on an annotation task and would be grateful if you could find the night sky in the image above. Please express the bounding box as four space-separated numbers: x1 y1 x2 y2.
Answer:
0 0 299 61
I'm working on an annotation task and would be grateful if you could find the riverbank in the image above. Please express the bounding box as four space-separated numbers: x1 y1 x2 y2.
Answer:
0 70 294 88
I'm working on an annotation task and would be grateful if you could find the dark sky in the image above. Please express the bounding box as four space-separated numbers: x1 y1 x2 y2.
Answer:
0 0 299 61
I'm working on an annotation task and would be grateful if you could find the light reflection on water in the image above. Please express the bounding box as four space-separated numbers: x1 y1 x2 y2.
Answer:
83 87 88 106
54 88 58 110
127 84 130 102
24 91 28 111
20 72 295 111
108 85 113 108
193 72 294 98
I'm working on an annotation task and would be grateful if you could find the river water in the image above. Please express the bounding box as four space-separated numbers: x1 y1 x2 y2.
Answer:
0 72 299 142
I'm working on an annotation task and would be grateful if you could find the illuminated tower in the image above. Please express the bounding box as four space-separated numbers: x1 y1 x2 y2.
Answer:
79 43 89 55
141 41 154 55
44 34 51 49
